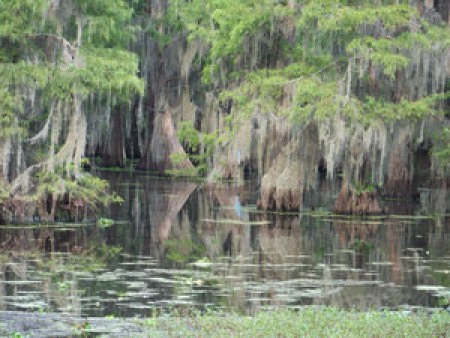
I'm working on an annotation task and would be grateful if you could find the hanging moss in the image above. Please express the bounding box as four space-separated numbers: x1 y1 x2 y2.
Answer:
0 0 141 220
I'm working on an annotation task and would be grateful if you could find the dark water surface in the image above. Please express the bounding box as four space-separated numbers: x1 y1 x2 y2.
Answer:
0 172 449 317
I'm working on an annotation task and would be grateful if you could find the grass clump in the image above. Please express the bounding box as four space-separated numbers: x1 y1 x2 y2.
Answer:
146 307 450 337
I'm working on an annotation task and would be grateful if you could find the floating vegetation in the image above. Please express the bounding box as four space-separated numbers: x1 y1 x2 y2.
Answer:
0 221 95 230
124 281 147 289
370 262 394 266
0 280 42 285
306 212 439 223
246 209 302 216
388 214 435 220
318 218 386 225
189 257 213 269
201 219 272 226
119 261 159 267
415 285 447 292
97 272 121 282
124 291 159 298
96 217 115 228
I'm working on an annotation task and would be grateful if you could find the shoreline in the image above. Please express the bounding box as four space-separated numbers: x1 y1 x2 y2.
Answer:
2 307 449 337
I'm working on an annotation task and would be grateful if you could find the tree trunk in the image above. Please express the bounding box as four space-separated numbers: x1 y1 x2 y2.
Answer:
138 109 193 172
103 104 125 168
125 96 142 160
334 183 382 215
137 76 156 170
435 0 450 23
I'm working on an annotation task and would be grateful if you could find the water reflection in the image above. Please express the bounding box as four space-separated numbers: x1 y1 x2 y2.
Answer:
0 172 449 316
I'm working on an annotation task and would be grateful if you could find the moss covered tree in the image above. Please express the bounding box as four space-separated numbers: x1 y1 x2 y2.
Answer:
172 0 449 211
0 0 143 220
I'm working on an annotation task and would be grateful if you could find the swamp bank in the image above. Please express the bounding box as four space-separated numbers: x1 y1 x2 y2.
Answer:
1 307 449 337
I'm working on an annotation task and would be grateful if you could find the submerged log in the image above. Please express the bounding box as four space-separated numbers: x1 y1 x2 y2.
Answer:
0 311 146 337
334 184 382 215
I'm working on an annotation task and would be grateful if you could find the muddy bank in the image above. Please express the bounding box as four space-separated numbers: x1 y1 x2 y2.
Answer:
0 311 149 337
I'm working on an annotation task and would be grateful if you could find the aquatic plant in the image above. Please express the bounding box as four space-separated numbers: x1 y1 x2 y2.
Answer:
145 307 450 337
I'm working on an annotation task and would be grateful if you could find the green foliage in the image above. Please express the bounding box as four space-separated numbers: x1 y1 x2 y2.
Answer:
11 333 24 338
438 296 449 307
65 173 124 207
174 122 217 177
0 87 18 137
96 217 115 228
362 94 448 121
165 236 207 264
177 0 449 129
350 239 375 254
0 185 8 204
35 169 123 212
0 0 141 215
300 2 415 42
291 78 341 123
94 243 122 260
0 0 48 40
167 152 201 178
0 44 142 103
177 122 201 152
353 182 377 197
0 0 142 106
146 307 450 337
81 47 144 99
219 60 333 123
0 62 49 89
170 0 450 176
74 0 135 48
176 0 292 84
433 127 450 172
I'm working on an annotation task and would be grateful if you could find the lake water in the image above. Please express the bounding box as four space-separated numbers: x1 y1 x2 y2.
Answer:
0 172 449 317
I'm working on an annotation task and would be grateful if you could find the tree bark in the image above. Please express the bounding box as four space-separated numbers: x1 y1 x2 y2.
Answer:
125 96 142 160
138 109 193 172
103 105 125 168
137 75 156 170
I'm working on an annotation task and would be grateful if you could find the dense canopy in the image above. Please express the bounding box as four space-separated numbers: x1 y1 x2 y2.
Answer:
0 0 448 220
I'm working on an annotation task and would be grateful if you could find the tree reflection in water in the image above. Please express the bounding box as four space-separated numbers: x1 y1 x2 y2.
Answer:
0 173 448 316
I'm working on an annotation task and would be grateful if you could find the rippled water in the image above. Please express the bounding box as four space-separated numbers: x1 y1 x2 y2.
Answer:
0 172 449 317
